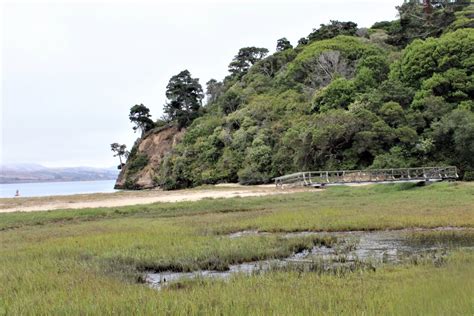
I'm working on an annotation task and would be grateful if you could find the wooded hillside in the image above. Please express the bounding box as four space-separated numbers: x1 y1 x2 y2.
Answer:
119 1 474 190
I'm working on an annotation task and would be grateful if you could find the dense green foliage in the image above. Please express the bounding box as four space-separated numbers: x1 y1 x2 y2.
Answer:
276 37 293 52
121 2 473 189
307 20 358 42
228 47 269 79
372 1 470 48
129 104 155 135
163 70 204 129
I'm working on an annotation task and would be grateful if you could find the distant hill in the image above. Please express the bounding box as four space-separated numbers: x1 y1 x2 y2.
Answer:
0 164 119 184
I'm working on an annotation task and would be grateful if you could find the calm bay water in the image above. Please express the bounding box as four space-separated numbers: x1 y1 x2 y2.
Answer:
0 180 118 198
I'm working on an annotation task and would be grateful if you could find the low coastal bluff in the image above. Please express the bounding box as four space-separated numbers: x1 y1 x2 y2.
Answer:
115 125 185 190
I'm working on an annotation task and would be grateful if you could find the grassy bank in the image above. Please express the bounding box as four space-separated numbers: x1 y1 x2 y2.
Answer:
1 182 473 231
147 252 474 315
0 182 473 314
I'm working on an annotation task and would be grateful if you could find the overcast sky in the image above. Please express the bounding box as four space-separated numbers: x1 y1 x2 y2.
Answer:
1 0 400 168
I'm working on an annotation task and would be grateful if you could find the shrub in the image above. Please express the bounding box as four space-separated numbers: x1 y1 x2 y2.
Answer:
128 154 149 174
237 166 271 185
463 171 474 181
124 178 141 190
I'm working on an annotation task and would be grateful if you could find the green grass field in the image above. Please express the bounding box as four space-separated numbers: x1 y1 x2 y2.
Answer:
1 182 473 315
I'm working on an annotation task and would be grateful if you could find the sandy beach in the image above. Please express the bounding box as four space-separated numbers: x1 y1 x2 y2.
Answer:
0 185 309 213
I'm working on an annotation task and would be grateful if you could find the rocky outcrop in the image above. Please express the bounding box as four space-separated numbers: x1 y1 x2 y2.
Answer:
114 125 185 190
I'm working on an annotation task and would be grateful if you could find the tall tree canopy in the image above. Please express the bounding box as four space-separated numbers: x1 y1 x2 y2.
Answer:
163 70 204 128
307 21 358 42
228 47 269 78
276 38 293 51
370 1 471 48
110 143 128 168
129 104 154 136
206 79 223 104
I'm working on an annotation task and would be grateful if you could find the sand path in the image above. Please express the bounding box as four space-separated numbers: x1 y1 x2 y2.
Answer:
0 186 308 213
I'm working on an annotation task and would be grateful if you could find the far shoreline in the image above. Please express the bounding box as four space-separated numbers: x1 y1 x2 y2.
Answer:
0 179 118 199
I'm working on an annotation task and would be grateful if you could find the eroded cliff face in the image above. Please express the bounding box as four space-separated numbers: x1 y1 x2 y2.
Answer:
115 125 185 190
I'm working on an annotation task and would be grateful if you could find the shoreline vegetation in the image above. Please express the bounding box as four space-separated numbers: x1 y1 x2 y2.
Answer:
0 182 473 314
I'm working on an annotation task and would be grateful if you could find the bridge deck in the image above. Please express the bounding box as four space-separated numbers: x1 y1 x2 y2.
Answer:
274 166 458 188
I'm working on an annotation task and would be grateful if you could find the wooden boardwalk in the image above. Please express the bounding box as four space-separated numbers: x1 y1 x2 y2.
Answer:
274 166 458 188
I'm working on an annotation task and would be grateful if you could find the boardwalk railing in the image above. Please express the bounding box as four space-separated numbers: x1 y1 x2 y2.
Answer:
274 166 458 188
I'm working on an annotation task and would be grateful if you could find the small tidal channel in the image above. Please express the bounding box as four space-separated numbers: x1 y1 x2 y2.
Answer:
145 227 474 290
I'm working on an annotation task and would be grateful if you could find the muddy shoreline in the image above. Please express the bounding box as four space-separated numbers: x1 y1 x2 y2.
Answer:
146 227 474 290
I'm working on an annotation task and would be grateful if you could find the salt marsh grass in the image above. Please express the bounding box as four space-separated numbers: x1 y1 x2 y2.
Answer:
0 182 473 314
